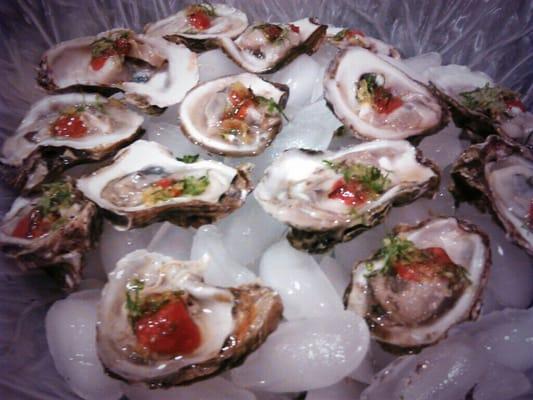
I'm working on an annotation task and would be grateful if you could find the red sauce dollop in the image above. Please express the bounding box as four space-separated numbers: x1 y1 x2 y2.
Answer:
134 299 201 355
394 247 453 283
51 114 88 138
188 10 212 30
373 87 403 114
328 178 370 207
11 209 50 239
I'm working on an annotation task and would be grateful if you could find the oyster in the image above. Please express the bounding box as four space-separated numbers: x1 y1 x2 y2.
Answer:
77 140 252 230
326 26 400 58
97 249 282 386
37 29 198 112
324 47 447 141
254 140 440 253
0 93 144 192
450 135 533 255
179 73 289 156
218 18 327 73
345 217 490 349
0 178 101 289
427 65 532 147
145 3 248 52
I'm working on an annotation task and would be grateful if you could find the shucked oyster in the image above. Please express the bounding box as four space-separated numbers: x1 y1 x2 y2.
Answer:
324 47 447 141
97 250 282 386
345 217 490 349
326 26 400 58
218 18 327 73
0 93 144 192
254 140 440 253
450 135 533 255
180 73 288 156
429 72 532 147
37 29 198 112
0 178 101 289
145 3 248 52
77 140 252 230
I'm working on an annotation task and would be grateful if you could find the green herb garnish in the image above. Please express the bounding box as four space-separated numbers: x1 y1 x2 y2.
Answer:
357 73 380 104
38 181 74 216
256 96 288 121
376 236 419 275
125 278 145 320
182 175 209 196
324 160 391 194
177 154 199 163
459 83 520 118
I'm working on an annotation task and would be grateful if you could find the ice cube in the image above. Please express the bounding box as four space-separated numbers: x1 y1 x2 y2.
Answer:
259 240 343 320
319 255 352 297
147 222 193 261
306 378 367 400
198 49 245 83
231 311 370 393
473 364 531 400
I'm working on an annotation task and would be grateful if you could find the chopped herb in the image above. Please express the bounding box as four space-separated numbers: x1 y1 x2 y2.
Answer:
324 160 391 194
182 175 209 196
125 278 144 320
459 83 520 118
253 23 288 43
256 96 288 121
376 236 419 275
90 30 130 57
332 28 349 41
38 181 74 216
357 73 381 104
177 154 199 163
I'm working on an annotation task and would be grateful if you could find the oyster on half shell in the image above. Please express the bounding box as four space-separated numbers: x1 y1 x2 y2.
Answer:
97 249 282 387
218 18 327 73
0 93 144 192
0 178 101 289
145 3 248 52
324 47 447 141
254 140 440 253
179 73 289 156
450 135 533 255
37 29 198 112
77 140 252 230
345 217 490 350
326 26 400 58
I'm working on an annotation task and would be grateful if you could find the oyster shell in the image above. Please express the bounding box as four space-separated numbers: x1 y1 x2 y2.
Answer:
345 217 490 350
145 3 248 52
77 140 252 230
97 249 282 387
179 73 289 156
37 29 198 112
450 135 533 255
324 47 447 141
428 66 532 147
218 18 327 73
326 26 400 58
254 140 440 253
0 93 144 192
0 178 101 289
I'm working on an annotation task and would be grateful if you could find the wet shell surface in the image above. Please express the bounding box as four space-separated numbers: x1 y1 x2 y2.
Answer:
324 47 447 141
254 140 440 253
77 140 252 230
97 249 283 387
179 73 289 156
0 93 144 192
345 217 491 349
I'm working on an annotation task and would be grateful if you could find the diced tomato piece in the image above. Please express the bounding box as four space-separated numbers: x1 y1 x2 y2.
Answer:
235 98 254 120
11 209 50 239
135 299 201 355
51 114 88 138
394 263 421 282
90 55 109 71
346 29 365 37
188 11 212 30
154 178 173 189
373 87 403 114
328 178 369 206
505 98 526 113
114 37 131 56
426 247 452 265
289 24 300 33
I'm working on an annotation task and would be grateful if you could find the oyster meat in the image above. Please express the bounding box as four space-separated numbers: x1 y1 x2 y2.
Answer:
97 249 282 387
37 29 198 112
345 217 490 349
0 93 144 192
428 65 532 147
180 73 288 156
254 140 440 253
218 18 327 73
324 47 447 141
326 26 400 58
145 3 248 52
77 140 252 230
450 135 533 255
0 178 101 289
